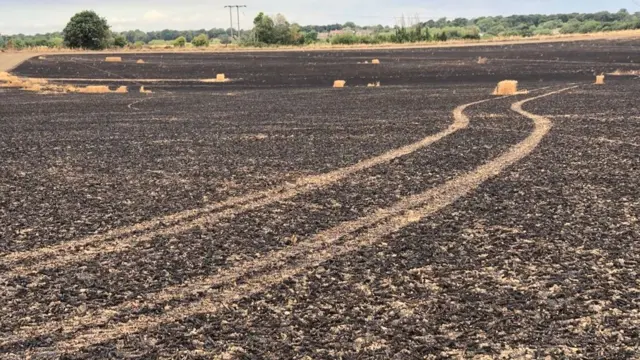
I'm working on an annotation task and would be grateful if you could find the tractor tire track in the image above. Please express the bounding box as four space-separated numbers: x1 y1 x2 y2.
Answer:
0 96 497 279
3 86 575 354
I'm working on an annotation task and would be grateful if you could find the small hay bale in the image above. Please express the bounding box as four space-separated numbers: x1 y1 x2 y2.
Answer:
333 80 346 88
114 86 128 93
595 75 605 84
367 81 381 87
38 56 47 60
140 86 152 94
371 59 380 64
136 59 145 64
477 56 488 64
492 80 524 96
105 57 122 62
216 73 226 81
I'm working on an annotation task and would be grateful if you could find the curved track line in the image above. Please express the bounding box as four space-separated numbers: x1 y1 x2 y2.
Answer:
4 86 575 353
126 94 174 111
1 96 498 278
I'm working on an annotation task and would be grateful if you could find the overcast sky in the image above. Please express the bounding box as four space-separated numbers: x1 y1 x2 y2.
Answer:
1 0 638 35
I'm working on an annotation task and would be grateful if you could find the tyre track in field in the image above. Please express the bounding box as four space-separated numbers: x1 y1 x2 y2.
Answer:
0 96 495 280
3 86 576 354
0 92 530 329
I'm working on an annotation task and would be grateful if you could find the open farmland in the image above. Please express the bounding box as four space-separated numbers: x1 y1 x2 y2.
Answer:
1 38 639 359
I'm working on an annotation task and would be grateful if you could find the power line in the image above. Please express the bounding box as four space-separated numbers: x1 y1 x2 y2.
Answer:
224 6 234 38
225 5 246 38
236 5 247 37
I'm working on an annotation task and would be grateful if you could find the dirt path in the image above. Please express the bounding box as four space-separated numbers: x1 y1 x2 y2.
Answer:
0 53 38 72
5 87 576 355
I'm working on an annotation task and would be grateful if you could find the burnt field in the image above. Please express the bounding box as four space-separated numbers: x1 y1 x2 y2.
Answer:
1 39 639 359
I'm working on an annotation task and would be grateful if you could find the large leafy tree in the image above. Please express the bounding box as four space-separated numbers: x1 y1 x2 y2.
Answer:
253 12 275 43
63 11 111 50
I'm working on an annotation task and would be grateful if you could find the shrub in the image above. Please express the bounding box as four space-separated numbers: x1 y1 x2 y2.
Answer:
533 28 554 36
113 35 127 47
560 19 581 34
63 11 111 50
49 37 64 48
330 33 359 45
134 41 145 49
434 32 448 41
173 36 186 47
219 34 232 45
192 34 209 47
578 20 601 33
8 39 26 49
303 31 318 44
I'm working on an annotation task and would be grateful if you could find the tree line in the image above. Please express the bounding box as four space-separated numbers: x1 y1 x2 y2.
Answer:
248 8 640 45
1 8 639 49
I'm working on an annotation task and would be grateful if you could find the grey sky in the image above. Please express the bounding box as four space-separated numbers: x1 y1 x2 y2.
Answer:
0 0 636 35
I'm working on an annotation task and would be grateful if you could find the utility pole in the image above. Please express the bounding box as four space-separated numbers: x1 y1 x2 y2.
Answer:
225 5 246 39
224 5 234 39
236 5 246 38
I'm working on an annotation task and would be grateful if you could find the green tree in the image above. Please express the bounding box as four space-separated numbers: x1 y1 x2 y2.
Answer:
253 12 275 43
289 23 304 44
192 33 209 47
63 10 111 50
578 20 601 33
173 36 187 47
533 28 553 35
113 35 127 47
343 21 357 29
538 20 563 29
451 18 468 27
48 37 64 48
303 30 318 44
560 19 582 33
273 14 293 44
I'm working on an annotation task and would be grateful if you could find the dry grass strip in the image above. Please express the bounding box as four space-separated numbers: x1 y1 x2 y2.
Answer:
1 72 130 94
5 88 576 353
201 78 231 83
0 95 494 279
608 69 640 76
37 77 233 83
105 57 122 62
